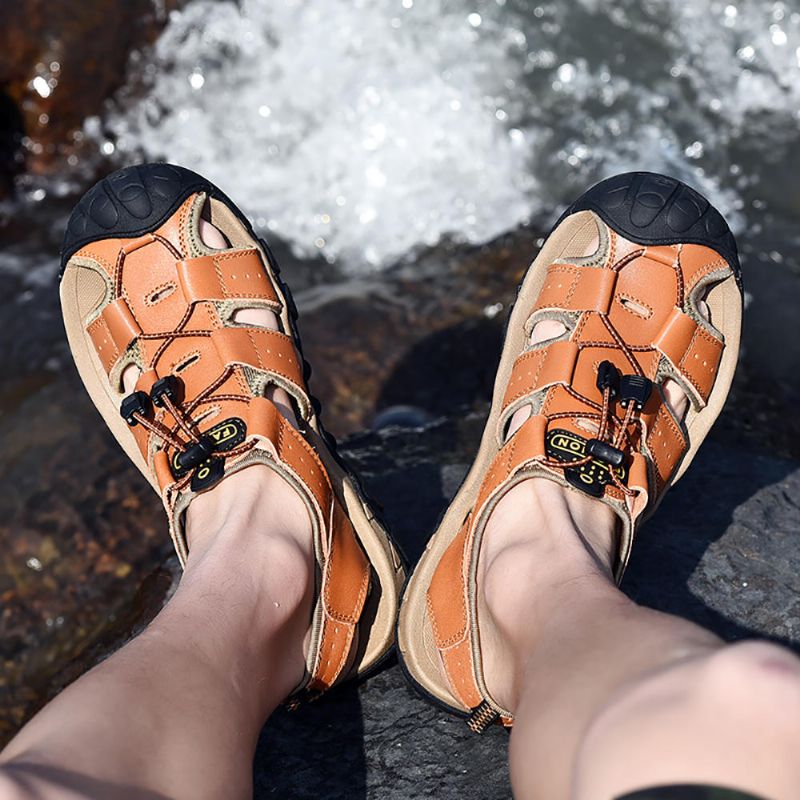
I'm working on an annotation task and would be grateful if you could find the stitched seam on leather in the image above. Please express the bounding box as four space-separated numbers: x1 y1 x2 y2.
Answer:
212 256 228 299
677 325 720 395
88 316 119 364
316 616 354 685
647 405 683 489
325 567 369 624
178 196 193 256
608 229 617 267
564 268 580 307
322 528 369 623
169 349 201 375
276 423 328 517
282 422 331 503
683 256 728 292
213 250 277 300
539 264 581 308
502 351 547 410
427 531 470 648
243 329 303 386
75 249 116 276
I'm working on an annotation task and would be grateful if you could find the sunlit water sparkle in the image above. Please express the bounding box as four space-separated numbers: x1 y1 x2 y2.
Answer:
10 0 800 278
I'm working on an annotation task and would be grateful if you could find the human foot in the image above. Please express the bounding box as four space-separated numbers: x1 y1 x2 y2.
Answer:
60 163 404 701
477 294 713 711
398 171 743 731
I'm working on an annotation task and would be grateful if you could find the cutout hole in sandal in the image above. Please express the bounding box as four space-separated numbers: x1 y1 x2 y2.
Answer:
175 353 200 373
148 284 176 305
530 319 567 347
231 306 281 331
120 363 141 395
199 201 231 250
619 297 651 319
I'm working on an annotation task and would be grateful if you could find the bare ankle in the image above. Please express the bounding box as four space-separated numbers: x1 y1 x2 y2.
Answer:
476 477 621 710
480 478 619 616
185 464 313 557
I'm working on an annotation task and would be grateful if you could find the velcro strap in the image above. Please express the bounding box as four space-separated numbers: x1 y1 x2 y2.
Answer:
653 307 723 405
212 327 305 397
534 264 617 315
100 298 142 356
499 340 579 439
177 249 280 306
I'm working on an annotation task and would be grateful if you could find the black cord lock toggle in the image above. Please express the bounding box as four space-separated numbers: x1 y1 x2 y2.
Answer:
151 375 182 408
120 391 151 427
176 435 216 471
596 360 621 398
619 375 653 411
586 437 625 467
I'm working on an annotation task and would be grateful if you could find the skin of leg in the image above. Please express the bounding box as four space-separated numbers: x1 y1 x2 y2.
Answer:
0 465 314 800
0 217 314 799
476 320 800 798
481 482 800 799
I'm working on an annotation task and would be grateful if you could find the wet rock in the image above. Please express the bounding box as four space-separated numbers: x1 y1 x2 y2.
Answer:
0 0 182 188
296 230 535 436
0 374 170 742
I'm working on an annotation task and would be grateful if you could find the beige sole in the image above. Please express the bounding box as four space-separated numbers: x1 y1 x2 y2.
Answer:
397 207 743 716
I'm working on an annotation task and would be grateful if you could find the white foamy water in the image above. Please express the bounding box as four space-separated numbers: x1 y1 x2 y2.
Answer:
88 0 800 272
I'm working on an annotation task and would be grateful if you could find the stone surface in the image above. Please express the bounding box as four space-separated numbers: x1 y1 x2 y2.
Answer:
0 0 182 188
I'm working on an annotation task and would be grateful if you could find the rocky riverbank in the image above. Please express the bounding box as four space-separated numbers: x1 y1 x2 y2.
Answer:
2 231 800 757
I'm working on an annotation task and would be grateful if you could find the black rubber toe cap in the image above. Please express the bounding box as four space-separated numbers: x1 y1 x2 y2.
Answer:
60 163 219 275
562 171 741 286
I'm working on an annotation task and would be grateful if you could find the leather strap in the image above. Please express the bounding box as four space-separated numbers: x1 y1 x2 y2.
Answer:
88 298 142 373
534 263 618 314
245 398 371 693
645 402 688 491
211 327 308 413
246 397 329 515
653 307 723 406
499 340 580 439
309 501 371 691
427 522 483 709
176 250 281 306
427 414 549 713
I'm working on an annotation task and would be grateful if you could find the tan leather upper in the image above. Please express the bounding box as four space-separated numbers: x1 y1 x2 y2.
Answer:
66 192 370 694
426 223 736 724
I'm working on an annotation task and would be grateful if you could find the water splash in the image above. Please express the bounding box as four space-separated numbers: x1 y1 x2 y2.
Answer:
87 0 800 271
99 0 535 270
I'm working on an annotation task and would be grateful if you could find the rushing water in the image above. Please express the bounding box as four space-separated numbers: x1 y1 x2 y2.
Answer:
80 0 800 273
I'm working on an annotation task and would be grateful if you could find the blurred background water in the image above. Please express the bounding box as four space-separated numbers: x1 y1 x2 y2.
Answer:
1 0 799 743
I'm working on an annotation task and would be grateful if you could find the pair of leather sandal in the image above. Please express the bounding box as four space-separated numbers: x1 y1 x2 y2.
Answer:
60 165 742 723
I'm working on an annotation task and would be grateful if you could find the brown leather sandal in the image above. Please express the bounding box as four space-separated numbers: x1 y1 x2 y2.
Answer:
59 163 405 700
397 172 743 731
